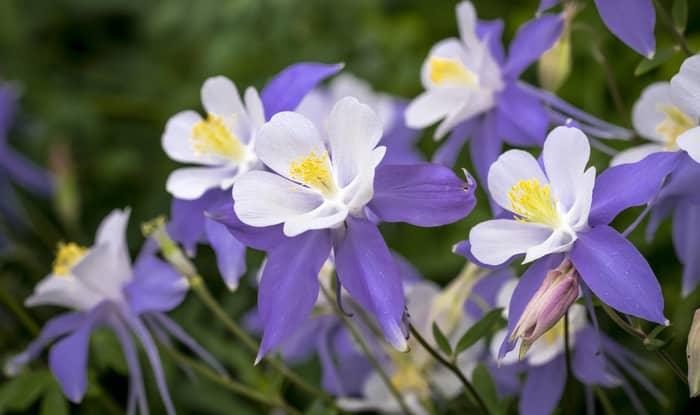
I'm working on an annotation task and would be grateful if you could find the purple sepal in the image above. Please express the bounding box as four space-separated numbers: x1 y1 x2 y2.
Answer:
572 327 618 386
571 226 666 324
470 112 503 213
476 19 506 65
496 84 548 147
671 201 700 295
520 355 567 415
261 62 344 120
126 255 187 314
538 0 561 13
465 268 516 319
0 148 54 195
432 119 476 167
503 14 564 79
594 0 656 57
204 217 247 289
381 101 423 165
369 163 476 227
205 200 285 251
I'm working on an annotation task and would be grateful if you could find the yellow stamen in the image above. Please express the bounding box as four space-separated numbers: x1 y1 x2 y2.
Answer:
428 57 479 87
52 242 88 276
289 151 336 195
191 113 245 161
508 178 560 227
543 318 565 345
656 105 695 149
390 363 430 396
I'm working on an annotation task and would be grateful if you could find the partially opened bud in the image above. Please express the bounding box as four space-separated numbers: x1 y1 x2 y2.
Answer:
688 309 700 397
538 3 577 92
510 259 580 359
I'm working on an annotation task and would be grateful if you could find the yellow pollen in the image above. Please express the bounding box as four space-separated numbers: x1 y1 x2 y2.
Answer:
191 113 245 161
656 105 696 149
543 318 565 345
289 151 336 195
428 57 479 87
52 242 88 276
391 364 430 396
508 178 560 227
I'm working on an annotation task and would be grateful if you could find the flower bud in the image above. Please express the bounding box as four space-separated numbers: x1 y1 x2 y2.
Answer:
538 4 577 92
510 259 580 359
688 309 700 397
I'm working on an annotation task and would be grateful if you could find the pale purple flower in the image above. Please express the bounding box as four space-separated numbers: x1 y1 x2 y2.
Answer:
539 0 656 57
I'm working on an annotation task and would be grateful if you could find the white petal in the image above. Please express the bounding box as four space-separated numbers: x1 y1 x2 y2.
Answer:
328 97 383 187
677 126 700 163
233 170 323 228
342 147 385 212
329 74 396 131
542 126 591 212
166 166 237 200
495 278 518 313
92 209 133 293
523 229 575 264
632 82 673 143
456 1 479 48
420 38 469 87
567 167 596 230
296 90 331 131
469 219 553 265
405 89 468 131
201 76 250 126
95 208 130 246
162 111 211 164
670 55 700 120
26 275 100 310
487 149 548 213
72 243 129 303
610 144 666 166
434 88 493 138
244 86 265 134
283 201 348 237
255 112 327 180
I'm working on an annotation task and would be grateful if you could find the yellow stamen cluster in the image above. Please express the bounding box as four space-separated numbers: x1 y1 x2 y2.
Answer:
289 151 336 195
391 363 430 396
52 242 88 276
508 178 560 227
543 318 565 345
428 57 479 87
191 113 245 161
656 105 696 149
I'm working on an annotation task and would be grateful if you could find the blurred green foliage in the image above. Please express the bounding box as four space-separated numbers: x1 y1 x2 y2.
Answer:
1 0 700 413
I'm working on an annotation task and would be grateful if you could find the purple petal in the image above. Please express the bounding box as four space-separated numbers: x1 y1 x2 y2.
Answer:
432 119 476 167
0 148 54 195
571 226 666 324
496 84 548 147
111 316 149 415
204 217 247 289
276 317 326 363
671 201 700 295
572 327 617 386
588 151 681 226
465 268 516 318
477 20 506 65
257 229 331 361
645 200 673 242
49 303 109 402
169 189 230 255
520 355 567 415
205 200 285 251
335 216 407 350
381 101 423 165
126 255 188 314
503 14 564 79
470 113 503 211
656 153 700 204
499 254 564 359
594 0 656 57
369 163 475 227
261 62 343 119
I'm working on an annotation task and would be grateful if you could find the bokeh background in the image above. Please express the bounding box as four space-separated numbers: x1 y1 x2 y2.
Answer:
1 0 700 413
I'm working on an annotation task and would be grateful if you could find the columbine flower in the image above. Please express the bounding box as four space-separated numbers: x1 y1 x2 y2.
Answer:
468 126 668 337
612 55 700 166
163 62 342 200
538 0 655 57
297 73 422 164
490 276 665 415
7 210 222 414
162 63 342 287
228 96 475 360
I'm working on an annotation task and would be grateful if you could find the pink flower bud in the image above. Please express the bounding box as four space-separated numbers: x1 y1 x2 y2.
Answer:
510 259 580 359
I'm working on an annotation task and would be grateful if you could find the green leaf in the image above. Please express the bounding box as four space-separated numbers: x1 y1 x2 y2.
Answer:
634 47 678 76
40 382 69 415
91 328 128 375
0 370 51 412
432 322 453 356
672 0 688 32
471 364 505 415
455 308 506 356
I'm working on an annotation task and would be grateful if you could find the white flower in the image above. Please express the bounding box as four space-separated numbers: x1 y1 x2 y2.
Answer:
405 1 504 139
26 209 135 310
233 97 386 237
470 126 595 265
612 55 700 166
490 278 587 366
162 76 264 199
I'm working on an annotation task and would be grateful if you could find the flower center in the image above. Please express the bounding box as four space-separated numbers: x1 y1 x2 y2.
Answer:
289 151 337 196
656 105 696 149
428 57 479 87
542 318 565 346
191 113 245 161
52 242 88 276
508 179 560 227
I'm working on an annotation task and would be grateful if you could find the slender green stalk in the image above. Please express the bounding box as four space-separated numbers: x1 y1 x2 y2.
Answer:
408 324 491 415
653 0 693 56
600 303 688 384
319 283 416 415
563 311 574 415
95 389 126 415
161 344 302 415
0 286 39 336
594 387 618 415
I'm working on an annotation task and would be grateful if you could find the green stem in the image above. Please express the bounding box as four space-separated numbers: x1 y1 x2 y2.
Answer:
319 283 416 415
653 0 693 56
0 286 39 336
564 311 574 415
600 303 688 384
95 389 126 415
594 387 618 415
161 344 302 415
408 324 491 415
